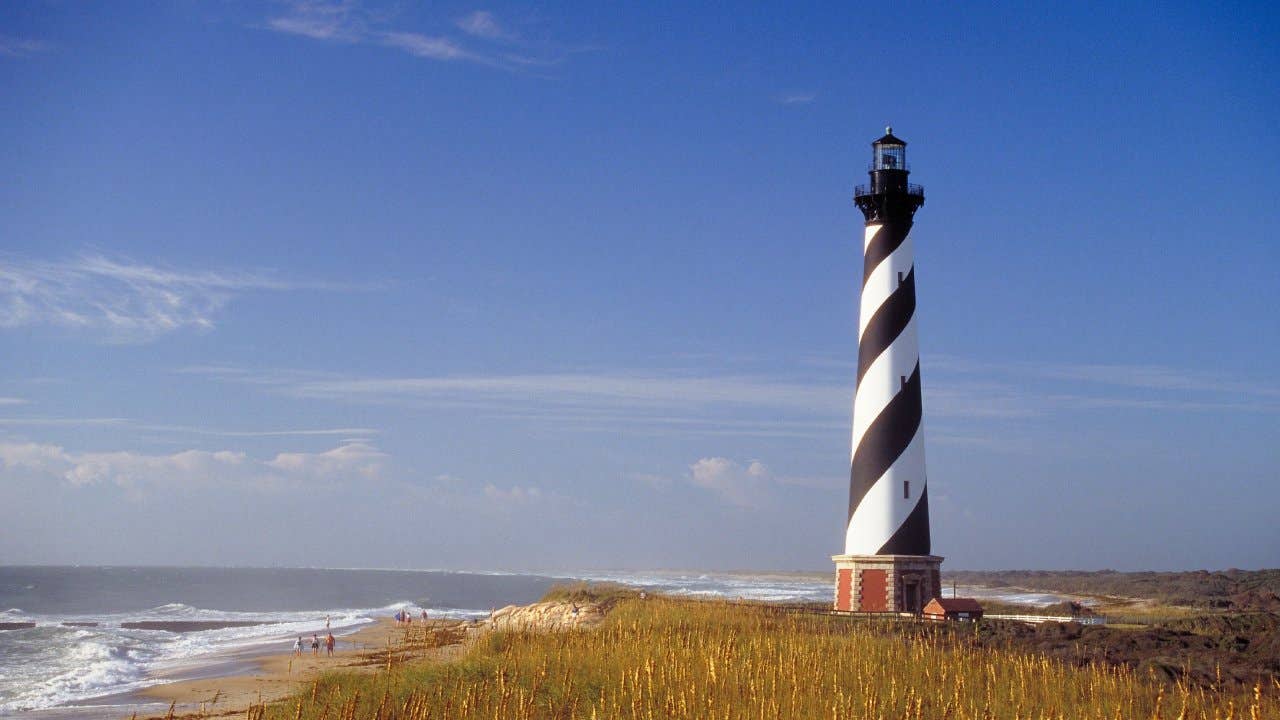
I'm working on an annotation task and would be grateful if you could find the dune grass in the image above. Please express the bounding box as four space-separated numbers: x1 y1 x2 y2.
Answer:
537 581 640 607
259 597 1277 720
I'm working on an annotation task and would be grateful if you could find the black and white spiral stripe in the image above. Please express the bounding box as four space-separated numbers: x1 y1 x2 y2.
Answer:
844 219 931 556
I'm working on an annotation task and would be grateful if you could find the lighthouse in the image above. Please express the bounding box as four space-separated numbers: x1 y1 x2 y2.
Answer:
832 128 942 614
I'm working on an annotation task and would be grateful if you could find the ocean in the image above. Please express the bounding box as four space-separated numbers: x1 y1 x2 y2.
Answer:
0 566 1077 718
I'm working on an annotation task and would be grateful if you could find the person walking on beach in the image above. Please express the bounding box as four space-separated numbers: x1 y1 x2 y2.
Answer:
293 637 303 656
325 632 335 657
311 634 320 656
421 609 428 624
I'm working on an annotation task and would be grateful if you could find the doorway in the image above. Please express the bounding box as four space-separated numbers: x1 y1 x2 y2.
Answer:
902 576 922 613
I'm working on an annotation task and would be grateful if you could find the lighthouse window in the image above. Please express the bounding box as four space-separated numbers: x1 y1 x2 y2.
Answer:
904 481 910 499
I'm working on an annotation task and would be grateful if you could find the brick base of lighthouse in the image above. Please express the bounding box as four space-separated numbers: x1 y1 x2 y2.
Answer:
832 555 943 613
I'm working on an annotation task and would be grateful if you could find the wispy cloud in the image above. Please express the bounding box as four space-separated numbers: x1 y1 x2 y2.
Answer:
927 355 1280 409
0 417 128 427
1033 362 1280 399
0 414 377 439
0 35 49 58
281 372 846 412
381 32 476 62
176 426 378 438
262 2 560 73
775 91 817 105
497 411 844 439
182 365 855 436
264 0 365 41
0 398 27 406
175 364 343 386
237 366 1230 418
181 357 1280 442
0 254 354 342
456 10 514 40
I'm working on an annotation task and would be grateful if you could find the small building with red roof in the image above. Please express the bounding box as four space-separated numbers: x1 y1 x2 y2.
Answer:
922 597 984 622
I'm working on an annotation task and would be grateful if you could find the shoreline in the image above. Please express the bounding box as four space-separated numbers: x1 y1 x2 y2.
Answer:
125 618 409 718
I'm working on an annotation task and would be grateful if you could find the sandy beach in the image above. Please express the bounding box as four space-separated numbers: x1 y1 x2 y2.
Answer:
133 618 434 718
128 600 606 719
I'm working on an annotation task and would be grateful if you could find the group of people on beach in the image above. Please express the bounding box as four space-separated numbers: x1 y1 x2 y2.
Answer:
293 632 336 657
394 608 428 626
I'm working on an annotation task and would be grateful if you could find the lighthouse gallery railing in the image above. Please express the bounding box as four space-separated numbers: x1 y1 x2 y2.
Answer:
853 183 925 199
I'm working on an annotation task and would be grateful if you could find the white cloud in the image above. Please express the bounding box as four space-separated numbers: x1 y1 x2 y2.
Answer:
0 441 69 475
677 457 836 506
483 483 542 504
775 91 817 105
456 11 513 40
689 457 771 508
266 441 385 480
0 254 348 342
62 449 248 489
0 440 386 493
0 397 27 406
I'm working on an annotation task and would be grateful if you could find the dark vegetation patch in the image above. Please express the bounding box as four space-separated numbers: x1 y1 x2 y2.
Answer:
970 613 1280 689
947 569 1280 611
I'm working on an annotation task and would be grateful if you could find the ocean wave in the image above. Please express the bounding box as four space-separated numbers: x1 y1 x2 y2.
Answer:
0 631 155 714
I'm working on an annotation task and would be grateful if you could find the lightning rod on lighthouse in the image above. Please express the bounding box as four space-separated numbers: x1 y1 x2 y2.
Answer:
832 127 943 614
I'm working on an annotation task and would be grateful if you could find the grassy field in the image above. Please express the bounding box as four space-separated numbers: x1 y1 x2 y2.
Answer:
257 594 1277 720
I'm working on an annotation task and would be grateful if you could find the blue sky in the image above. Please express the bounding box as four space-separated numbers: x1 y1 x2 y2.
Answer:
1 1 1277 571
